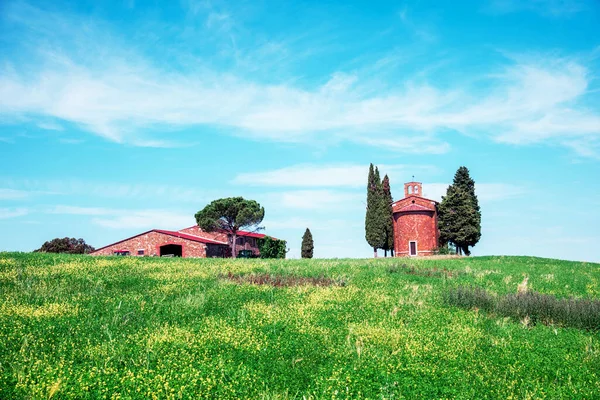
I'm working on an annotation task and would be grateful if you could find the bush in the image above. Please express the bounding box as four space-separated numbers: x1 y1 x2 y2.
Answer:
35 237 95 254
445 286 600 330
433 246 453 255
444 286 495 312
257 236 287 259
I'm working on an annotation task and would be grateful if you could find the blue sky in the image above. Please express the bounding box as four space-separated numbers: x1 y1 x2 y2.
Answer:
1 0 599 261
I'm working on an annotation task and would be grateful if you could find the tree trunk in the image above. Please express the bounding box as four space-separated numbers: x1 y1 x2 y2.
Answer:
384 249 387 257
391 249 395 257
374 248 378 258
232 232 237 259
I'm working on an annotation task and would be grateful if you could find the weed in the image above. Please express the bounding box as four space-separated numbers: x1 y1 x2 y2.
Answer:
445 286 600 330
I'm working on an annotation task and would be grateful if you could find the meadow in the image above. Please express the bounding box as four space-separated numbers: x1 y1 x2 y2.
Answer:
0 252 599 399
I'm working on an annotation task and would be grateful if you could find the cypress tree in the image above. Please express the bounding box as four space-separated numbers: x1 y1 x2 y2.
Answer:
438 166 481 256
365 163 385 257
301 228 314 259
381 174 395 257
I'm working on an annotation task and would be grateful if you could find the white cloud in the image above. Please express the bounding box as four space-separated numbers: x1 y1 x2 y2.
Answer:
49 205 193 229
1 179 216 203
422 183 526 202
0 207 28 219
0 188 29 200
485 0 587 16
276 190 363 210
0 3 598 155
49 205 114 215
233 164 437 188
91 210 192 230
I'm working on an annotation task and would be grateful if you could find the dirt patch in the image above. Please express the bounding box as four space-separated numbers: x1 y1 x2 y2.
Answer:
223 272 346 287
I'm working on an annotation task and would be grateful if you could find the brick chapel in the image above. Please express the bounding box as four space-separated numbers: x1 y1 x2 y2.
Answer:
392 181 440 257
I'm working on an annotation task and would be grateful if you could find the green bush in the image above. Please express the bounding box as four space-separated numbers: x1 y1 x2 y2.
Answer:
257 236 287 258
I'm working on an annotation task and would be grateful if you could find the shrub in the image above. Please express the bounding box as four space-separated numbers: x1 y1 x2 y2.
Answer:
35 237 95 254
444 286 495 312
387 263 460 278
257 236 287 259
445 286 600 330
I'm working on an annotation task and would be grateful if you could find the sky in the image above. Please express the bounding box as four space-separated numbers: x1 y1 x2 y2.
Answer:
0 0 599 261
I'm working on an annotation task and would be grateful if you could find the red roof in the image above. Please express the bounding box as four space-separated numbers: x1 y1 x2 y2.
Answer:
154 230 228 245
92 229 228 253
394 203 435 213
179 225 274 240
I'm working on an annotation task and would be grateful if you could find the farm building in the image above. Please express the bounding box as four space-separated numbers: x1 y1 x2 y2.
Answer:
90 225 270 258
392 181 440 257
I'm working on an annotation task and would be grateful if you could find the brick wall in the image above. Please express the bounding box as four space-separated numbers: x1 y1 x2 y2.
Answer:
393 190 440 257
179 226 261 256
91 231 209 257
393 211 439 256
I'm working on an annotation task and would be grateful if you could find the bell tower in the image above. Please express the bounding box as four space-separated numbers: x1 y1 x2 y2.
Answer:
404 181 422 198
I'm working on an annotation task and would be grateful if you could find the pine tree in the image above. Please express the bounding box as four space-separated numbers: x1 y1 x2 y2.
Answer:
438 166 481 256
365 163 386 257
301 228 314 258
381 174 395 257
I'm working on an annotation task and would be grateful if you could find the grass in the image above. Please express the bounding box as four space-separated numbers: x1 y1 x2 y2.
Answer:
0 253 599 399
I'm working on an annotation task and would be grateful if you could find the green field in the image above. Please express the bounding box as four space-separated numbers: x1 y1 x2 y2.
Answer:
1 253 599 399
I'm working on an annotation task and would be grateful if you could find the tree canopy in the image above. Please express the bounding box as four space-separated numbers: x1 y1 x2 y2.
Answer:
365 164 386 257
381 174 395 257
301 228 314 259
195 197 265 258
35 238 95 254
438 166 481 256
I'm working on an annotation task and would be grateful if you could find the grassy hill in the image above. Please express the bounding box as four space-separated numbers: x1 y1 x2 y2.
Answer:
0 253 598 399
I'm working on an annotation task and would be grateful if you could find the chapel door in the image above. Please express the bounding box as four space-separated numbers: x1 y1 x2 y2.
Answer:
409 241 417 256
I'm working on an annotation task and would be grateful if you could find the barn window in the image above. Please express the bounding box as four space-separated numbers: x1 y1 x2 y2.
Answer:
114 250 130 256
408 186 413 194
414 185 419 194
137 249 145 256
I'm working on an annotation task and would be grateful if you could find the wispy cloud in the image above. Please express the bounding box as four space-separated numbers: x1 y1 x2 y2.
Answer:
276 190 363 210
485 0 588 17
0 2 599 155
0 207 28 219
49 205 193 229
0 179 216 203
0 188 30 200
233 164 437 188
422 183 527 203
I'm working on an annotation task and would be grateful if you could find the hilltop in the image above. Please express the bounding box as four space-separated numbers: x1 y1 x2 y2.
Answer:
0 253 598 398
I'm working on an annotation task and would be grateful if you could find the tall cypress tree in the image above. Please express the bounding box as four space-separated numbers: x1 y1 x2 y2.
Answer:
381 174 395 257
438 166 481 256
365 163 385 257
301 228 314 259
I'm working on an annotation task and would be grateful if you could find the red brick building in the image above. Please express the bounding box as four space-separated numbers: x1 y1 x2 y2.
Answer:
392 182 440 257
91 225 270 258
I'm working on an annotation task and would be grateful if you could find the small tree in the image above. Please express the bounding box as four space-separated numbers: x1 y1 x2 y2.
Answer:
381 174 395 257
365 164 386 257
35 238 95 254
195 197 265 258
301 228 314 259
257 236 287 259
438 166 481 256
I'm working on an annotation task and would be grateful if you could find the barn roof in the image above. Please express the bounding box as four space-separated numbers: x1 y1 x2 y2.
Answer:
179 226 275 240
154 230 229 245
91 229 228 253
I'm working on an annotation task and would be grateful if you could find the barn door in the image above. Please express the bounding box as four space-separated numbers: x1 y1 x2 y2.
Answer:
409 241 417 256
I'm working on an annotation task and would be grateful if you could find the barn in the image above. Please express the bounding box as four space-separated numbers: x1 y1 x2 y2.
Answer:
392 181 440 257
90 225 270 258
